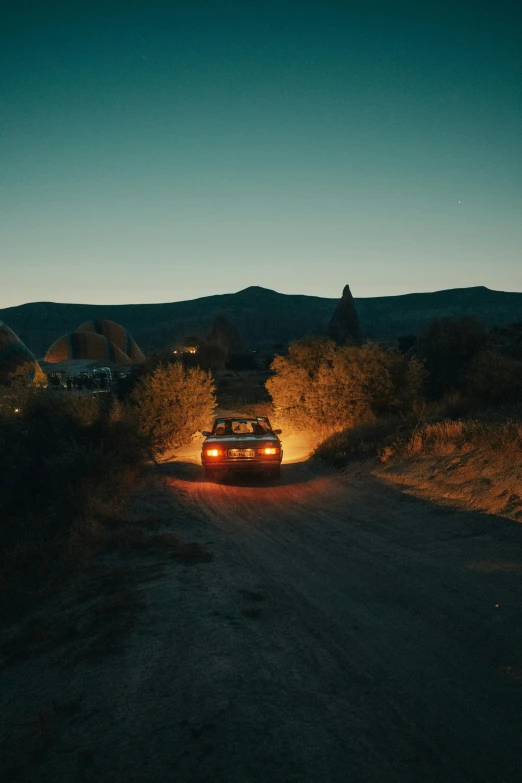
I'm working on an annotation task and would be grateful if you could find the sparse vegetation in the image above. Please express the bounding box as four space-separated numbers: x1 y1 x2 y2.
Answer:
383 418 522 461
378 417 522 522
314 415 418 466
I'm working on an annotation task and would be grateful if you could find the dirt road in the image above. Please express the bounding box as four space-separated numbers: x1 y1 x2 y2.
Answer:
2 451 522 782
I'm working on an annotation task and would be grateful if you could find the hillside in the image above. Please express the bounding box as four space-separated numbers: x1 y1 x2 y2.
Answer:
1 285 521 359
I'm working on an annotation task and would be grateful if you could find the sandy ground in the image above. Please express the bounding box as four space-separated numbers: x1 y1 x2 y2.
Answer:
2 442 522 782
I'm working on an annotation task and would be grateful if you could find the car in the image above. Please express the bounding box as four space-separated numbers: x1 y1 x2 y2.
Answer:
201 416 283 480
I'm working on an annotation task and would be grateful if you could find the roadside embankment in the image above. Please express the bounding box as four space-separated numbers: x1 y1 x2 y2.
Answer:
378 419 522 522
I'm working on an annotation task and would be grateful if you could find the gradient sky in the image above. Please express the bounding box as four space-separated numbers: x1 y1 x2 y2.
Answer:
2 0 521 308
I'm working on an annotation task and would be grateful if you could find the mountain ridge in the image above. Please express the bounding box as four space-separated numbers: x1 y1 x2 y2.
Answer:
1 285 520 358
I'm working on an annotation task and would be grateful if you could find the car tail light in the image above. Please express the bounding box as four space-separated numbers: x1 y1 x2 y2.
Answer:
261 447 279 455
205 448 222 457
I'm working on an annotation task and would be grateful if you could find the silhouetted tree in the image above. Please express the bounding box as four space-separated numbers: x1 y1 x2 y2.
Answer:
465 350 522 404
207 314 243 360
490 321 522 361
416 316 488 398
397 334 417 354
327 285 360 345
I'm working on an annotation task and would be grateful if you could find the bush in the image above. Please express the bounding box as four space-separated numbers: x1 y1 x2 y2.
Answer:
0 390 148 622
416 316 488 398
131 362 216 456
465 351 522 404
315 416 418 467
266 338 424 435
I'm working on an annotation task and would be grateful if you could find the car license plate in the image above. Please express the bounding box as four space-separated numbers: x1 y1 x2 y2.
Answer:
228 449 255 458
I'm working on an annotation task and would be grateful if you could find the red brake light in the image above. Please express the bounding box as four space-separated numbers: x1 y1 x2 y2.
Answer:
205 448 222 457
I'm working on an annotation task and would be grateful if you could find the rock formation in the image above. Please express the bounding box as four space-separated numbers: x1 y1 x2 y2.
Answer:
327 285 360 345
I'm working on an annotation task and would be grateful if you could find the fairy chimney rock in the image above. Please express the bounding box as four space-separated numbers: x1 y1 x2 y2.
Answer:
327 284 360 345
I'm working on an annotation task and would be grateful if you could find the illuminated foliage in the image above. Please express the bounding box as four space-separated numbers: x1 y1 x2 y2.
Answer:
207 313 243 358
132 362 216 456
267 339 424 434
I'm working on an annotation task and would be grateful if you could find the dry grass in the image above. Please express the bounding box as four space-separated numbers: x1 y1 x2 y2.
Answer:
314 402 522 523
314 416 418 467
383 419 522 460
379 418 522 522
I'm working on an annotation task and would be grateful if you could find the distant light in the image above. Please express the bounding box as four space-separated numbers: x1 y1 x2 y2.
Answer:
14 408 20 413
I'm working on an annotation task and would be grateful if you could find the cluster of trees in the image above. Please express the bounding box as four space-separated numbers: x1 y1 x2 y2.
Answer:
133 313 257 377
402 316 522 403
183 313 257 372
266 338 424 435
266 304 522 436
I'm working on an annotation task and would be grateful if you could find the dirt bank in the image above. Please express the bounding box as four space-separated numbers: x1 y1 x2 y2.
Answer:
379 448 522 524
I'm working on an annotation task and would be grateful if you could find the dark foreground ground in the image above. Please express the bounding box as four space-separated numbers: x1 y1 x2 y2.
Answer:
2 458 522 782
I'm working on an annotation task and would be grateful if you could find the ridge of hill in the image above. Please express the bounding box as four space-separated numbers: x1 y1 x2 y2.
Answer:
1 285 521 358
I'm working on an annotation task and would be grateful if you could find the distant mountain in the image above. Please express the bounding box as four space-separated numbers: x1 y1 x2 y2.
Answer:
1 285 520 359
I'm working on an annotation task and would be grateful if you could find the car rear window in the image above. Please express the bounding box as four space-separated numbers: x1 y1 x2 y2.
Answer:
213 419 269 435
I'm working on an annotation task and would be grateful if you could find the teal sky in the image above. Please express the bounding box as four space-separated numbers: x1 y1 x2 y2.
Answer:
2 0 521 308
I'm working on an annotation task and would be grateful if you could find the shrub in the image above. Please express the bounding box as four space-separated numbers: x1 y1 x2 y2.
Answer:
465 351 522 404
0 390 148 622
266 338 424 435
416 316 488 398
315 416 418 466
131 362 216 456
